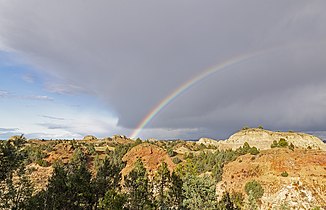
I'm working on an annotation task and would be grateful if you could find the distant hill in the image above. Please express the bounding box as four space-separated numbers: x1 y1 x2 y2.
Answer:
198 128 326 151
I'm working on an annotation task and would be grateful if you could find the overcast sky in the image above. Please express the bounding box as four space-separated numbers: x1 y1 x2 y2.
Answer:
0 0 326 140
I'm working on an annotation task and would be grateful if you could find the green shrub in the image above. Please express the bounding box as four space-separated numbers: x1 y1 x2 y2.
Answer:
271 140 278 148
133 138 142 146
242 126 250 130
25 145 49 165
244 180 264 199
236 142 260 155
271 139 289 148
249 147 259 155
185 152 194 159
278 138 288 147
281 171 288 177
167 147 176 157
36 159 50 167
172 157 182 164
86 144 96 155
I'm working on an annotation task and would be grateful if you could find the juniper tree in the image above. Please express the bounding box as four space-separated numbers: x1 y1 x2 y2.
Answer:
0 166 34 210
154 161 171 209
124 158 151 210
168 171 184 210
182 174 217 210
92 156 122 209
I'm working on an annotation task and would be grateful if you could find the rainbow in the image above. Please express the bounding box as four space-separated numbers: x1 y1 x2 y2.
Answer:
129 50 266 139
129 43 314 139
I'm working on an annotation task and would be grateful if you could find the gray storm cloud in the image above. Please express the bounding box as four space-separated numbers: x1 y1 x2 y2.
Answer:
0 0 326 138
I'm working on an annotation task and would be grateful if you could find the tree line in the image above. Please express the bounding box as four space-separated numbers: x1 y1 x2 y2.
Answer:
0 136 264 209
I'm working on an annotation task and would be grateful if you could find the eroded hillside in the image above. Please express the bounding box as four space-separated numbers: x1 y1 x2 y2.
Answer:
217 148 326 209
1 129 325 209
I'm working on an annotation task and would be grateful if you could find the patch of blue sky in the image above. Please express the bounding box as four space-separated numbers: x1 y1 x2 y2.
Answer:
0 57 44 94
0 52 119 139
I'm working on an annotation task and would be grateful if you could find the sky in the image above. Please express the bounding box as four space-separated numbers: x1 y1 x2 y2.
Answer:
0 0 326 140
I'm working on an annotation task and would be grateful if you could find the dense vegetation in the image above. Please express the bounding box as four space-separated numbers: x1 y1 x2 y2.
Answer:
0 136 265 209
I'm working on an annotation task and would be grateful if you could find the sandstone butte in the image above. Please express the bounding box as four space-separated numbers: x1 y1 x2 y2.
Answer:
198 128 326 151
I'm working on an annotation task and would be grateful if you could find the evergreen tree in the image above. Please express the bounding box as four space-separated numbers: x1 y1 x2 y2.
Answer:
42 164 69 210
168 172 184 210
93 153 101 171
0 136 33 210
246 190 259 210
182 175 217 210
217 192 241 210
98 189 126 210
0 166 34 210
42 150 94 209
124 158 151 210
0 136 26 181
92 156 122 209
67 159 93 208
154 161 171 209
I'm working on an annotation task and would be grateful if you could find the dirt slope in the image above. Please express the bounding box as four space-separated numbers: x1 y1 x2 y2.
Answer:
217 148 326 209
121 143 175 178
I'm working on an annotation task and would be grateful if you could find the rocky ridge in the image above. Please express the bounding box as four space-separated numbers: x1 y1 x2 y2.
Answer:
199 128 326 151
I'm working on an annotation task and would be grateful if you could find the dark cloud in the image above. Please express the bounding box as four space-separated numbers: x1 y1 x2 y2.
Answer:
0 1 326 138
306 131 326 141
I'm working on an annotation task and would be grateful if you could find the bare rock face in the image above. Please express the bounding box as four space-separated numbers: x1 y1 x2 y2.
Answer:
106 135 134 144
147 138 158 142
102 137 113 141
83 135 97 141
112 135 128 141
219 128 326 151
197 137 221 146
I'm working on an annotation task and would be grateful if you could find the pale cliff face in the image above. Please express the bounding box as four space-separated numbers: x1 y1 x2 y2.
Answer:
196 129 326 151
226 128 326 150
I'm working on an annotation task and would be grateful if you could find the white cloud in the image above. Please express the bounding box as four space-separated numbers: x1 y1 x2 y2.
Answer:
41 115 66 121
0 90 9 97
21 74 35 83
45 83 84 95
0 127 18 132
22 95 53 101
